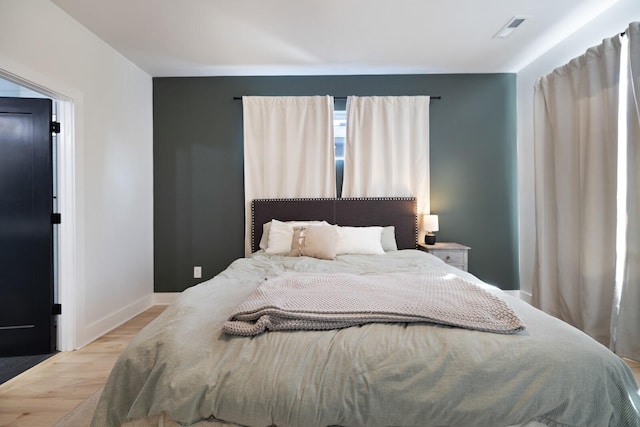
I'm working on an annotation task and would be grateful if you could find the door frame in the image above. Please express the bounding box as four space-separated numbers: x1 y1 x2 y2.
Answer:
0 69 77 351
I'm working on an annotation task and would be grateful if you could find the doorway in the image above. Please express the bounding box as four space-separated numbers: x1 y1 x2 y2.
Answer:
0 95 56 357
0 73 75 381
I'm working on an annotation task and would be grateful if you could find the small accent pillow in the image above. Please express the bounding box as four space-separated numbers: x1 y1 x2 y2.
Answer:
335 226 385 255
264 219 327 254
288 225 337 260
381 226 397 252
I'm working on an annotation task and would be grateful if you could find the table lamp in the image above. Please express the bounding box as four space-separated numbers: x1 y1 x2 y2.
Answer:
423 214 439 245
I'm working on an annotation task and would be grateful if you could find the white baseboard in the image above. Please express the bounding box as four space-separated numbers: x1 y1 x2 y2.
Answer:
519 290 532 304
80 294 153 349
503 290 532 304
73 292 179 351
153 292 180 305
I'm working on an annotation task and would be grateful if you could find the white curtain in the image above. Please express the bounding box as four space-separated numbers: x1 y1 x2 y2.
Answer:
614 22 640 360
342 96 430 239
532 36 621 346
242 96 335 255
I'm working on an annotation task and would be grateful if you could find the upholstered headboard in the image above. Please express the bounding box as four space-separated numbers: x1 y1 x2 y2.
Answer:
251 197 417 253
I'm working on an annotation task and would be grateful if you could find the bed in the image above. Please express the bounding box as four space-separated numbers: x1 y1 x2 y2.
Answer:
91 198 640 427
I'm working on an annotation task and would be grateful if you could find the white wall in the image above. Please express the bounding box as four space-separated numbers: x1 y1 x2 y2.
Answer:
0 0 154 348
516 0 640 298
0 78 20 96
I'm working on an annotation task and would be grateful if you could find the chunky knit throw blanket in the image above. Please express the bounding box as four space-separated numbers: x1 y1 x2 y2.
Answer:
223 271 525 336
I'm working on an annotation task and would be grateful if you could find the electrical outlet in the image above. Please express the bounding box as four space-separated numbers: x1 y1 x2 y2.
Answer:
193 266 202 279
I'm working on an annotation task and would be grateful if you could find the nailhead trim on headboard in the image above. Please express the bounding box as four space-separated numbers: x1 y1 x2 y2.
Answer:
251 197 417 251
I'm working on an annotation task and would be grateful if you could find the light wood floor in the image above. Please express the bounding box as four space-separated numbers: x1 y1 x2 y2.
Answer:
0 306 166 427
0 305 638 427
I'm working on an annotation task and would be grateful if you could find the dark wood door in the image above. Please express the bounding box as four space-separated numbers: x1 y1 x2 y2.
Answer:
0 97 55 356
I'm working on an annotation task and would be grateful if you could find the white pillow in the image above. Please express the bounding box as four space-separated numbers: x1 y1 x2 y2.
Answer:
258 222 271 250
336 226 385 255
259 221 396 252
381 226 398 252
264 219 327 254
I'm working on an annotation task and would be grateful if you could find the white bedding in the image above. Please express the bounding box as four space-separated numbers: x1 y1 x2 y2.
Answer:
92 250 640 427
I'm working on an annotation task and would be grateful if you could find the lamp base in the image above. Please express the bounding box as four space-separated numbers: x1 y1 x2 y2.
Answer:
424 234 436 245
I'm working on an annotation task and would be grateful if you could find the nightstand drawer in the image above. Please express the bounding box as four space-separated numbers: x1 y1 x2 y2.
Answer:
418 242 470 272
431 250 464 265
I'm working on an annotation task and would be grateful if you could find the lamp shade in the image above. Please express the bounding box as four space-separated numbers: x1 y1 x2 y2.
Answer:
423 214 439 232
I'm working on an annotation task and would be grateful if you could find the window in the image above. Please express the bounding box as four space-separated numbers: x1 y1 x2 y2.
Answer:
334 108 346 161
614 33 629 306
334 106 346 196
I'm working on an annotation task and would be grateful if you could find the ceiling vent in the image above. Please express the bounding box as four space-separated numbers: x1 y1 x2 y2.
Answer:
493 16 528 39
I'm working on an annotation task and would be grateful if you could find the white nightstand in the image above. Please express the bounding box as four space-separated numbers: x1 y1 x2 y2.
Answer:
418 242 470 271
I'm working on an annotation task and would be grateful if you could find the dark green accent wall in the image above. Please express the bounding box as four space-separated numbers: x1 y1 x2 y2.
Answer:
153 74 518 292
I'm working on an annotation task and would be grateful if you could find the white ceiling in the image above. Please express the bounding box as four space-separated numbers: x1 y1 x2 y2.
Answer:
51 0 620 77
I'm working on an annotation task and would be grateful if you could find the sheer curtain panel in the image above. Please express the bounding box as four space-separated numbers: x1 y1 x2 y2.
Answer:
532 36 621 346
614 22 640 360
243 96 335 255
342 96 430 239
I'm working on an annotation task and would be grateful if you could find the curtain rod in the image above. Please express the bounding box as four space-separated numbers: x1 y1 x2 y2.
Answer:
233 96 441 100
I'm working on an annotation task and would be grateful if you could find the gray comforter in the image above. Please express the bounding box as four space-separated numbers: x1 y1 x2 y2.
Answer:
92 250 640 427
